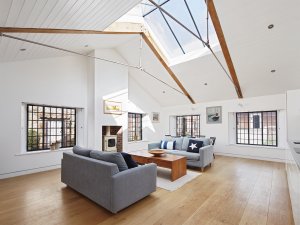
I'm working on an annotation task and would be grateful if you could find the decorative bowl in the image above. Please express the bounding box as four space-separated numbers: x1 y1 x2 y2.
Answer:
148 149 165 157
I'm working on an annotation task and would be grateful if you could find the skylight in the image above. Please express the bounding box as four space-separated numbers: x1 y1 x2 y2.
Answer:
141 0 218 59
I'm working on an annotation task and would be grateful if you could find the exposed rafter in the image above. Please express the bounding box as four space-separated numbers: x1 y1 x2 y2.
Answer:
0 26 195 104
206 0 243 98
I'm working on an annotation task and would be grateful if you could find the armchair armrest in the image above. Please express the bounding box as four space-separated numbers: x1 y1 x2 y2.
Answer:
111 163 157 213
199 145 214 167
148 142 161 150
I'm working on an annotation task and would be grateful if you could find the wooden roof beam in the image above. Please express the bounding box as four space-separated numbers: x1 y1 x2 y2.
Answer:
207 0 243 98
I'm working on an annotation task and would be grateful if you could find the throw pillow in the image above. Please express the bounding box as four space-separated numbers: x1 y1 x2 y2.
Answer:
90 151 128 172
187 140 203 153
73 145 93 157
160 140 176 150
121 152 138 169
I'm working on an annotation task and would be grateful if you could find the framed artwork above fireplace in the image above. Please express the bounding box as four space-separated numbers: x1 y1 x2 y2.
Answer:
104 100 122 115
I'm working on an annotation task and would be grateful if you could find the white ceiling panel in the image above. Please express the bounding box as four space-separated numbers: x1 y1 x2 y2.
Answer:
0 0 141 61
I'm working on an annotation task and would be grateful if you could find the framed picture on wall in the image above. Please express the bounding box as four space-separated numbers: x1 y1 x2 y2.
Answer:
151 112 160 123
206 106 222 124
104 100 122 115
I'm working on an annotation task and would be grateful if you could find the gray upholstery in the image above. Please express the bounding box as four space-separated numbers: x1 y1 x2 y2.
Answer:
73 145 93 157
173 137 184 150
90 150 128 172
164 150 200 160
61 152 157 213
148 137 214 170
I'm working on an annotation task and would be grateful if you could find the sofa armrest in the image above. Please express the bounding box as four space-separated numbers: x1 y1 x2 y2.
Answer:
111 163 157 213
148 142 161 150
199 145 214 167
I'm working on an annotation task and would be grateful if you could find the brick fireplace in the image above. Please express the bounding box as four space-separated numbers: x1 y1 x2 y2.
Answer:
102 126 123 152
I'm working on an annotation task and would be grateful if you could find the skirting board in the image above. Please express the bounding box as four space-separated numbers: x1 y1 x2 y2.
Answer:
0 164 61 179
214 152 286 163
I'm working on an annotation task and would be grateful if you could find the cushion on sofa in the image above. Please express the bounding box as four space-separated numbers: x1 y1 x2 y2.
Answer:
73 145 93 157
187 139 203 153
160 140 176 150
192 138 210 146
90 151 128 171
121 152 138 169
164 150 200 161
172 137 184 150
181 137 190 151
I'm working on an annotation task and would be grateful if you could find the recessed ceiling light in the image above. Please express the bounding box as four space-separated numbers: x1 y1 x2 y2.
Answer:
268 24 274 29
19 48 26 51
204 83 208 86
162 91 166 94
271 69 276 73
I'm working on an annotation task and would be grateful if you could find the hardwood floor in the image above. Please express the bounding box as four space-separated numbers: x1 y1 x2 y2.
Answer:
0 156 294 225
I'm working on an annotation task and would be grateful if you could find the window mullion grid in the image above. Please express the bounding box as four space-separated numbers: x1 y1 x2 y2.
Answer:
247 112 250 145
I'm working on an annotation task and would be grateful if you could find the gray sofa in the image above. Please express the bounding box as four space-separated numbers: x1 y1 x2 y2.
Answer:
61 152 157 213
148 137 214 171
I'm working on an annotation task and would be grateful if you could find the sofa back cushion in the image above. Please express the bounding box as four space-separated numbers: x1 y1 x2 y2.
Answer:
90 151 128 172
73 145 93 157
172 137 184 150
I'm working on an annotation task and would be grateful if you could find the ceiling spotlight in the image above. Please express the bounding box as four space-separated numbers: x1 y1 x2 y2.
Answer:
162 91 166 94
268 24 274 29
204 83 208 86
271 69 276 73
19 48 26 51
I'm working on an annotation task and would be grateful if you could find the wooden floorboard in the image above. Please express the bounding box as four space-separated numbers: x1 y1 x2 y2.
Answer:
0 156 294 225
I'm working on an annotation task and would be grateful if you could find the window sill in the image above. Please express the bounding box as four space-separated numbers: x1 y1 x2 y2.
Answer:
227 144 286 150
15 148 72 156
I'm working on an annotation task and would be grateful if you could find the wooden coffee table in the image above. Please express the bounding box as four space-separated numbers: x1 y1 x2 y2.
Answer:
129 150 187 181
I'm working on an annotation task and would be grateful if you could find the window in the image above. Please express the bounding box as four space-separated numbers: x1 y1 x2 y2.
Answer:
128 113 143 142
176 115 200 137
236 111 277 147
142 0 218 59
27 104 76 151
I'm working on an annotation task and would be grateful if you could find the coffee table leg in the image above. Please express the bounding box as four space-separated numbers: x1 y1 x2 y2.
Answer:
171 159 187 181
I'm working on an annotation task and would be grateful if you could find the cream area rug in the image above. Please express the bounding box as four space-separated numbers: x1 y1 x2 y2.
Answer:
156 167 201 191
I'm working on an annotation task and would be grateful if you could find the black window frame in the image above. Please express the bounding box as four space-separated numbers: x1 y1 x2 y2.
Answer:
128 113 143 142
176 115 200 137
236 111 278 147
26 104 77 151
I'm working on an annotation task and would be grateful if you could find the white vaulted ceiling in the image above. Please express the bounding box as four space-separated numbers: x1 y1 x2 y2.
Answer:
0 0 141 61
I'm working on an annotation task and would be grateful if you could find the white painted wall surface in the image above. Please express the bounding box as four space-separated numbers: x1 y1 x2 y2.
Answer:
0 56 88 178
161 94 288 162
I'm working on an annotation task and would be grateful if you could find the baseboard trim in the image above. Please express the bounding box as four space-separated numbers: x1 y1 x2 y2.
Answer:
0 164 61 179
215 152 286 163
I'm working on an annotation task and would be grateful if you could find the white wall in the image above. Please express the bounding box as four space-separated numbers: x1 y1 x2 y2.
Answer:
161 94 288 162
87 48 162 152
0 56 88 178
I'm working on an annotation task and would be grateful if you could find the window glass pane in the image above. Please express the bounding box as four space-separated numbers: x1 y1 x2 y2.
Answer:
27 104 76 151
236 111 277 147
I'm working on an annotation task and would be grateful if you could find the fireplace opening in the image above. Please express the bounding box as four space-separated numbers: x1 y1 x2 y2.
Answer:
102 126 123 152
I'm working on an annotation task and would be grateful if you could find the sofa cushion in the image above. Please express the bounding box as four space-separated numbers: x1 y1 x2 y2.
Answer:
172 137 183 150
181 137 190 151
160 140 176 150
187 140 203 153
164 150 200 161
192 138 210 146
73 145 92 157
121 152 138 169
90 151 128 171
